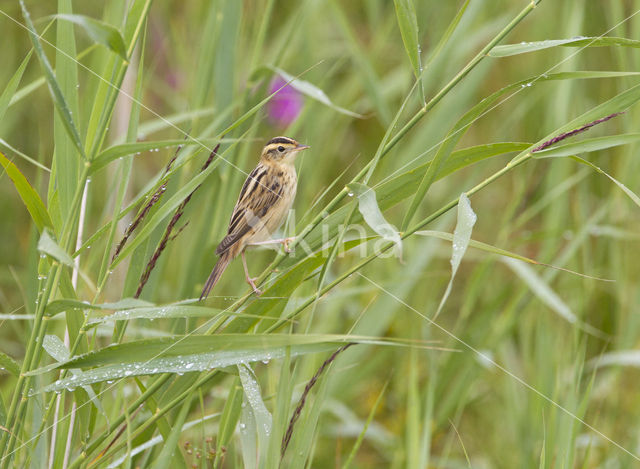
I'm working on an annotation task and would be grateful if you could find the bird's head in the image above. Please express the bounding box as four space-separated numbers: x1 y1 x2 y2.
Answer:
260 136 310 164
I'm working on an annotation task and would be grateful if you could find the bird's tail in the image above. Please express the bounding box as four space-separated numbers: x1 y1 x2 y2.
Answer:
200 251 232 301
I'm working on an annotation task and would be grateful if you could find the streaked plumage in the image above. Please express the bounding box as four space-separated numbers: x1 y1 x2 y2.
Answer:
200 136 309 299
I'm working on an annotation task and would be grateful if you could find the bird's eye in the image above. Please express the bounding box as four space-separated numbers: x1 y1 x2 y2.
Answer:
278 146 285 152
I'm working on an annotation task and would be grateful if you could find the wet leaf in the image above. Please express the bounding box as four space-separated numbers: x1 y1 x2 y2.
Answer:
433 193 476 319
0 352 20 377
38 229 74 266
346 182 402 257
490 36 640 57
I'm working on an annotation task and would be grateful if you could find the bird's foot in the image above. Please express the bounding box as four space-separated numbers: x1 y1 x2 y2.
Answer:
282 237 295 253
246 276 262 296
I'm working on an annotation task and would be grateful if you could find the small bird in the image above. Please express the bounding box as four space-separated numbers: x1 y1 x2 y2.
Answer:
200 136 310 299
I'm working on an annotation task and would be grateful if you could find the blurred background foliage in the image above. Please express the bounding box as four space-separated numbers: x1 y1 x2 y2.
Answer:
1 0 640 467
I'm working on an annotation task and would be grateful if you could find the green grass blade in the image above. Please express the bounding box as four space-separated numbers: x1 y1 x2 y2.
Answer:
270 67 364 118
214 377 243 467
62 334 356 369
87 305 227 324
432 193 476 319
0 51 32 124
0 151 53 232
423 0 470 69
53 14 127 60
0 353 20 378
150 391 191 469
532 133 640 158
490 36 640 57
0 138 49 172
20 0 85 160
342 380 388 469
346 183 402 256
508 82 640 168
90 138 235 175
43 340 348 391
38 229 74 266
238 364 271 467
52 0 82 227
8 44 96 109
393 0 423 101
264 350 292 468
42 334 70 362
570 155 640 208
503 258 577 324
45 298 152 317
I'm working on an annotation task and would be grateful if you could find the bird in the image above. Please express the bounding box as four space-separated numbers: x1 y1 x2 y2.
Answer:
199 136 310 300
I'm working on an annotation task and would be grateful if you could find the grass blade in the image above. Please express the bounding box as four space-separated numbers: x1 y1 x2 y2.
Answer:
0 151 53 232
570 155 640 209
0 353 20 378
37 229 74 266
490 36 640 57
0 51 31 124
238 364 271 467
503 258 577 324
433 193 476 319
20 0 85 160
346 183 402 257
90 138 232 174
270 67 364 118
532 133 640 158
149 391 191 469
60 334 357 369
214 377 243 468
393 0 423 101
53 14 127 60
423 0 470 69
342 380 388 469
0 138 49 172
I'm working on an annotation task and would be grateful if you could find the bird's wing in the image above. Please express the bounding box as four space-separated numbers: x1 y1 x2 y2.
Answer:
216 164 284 255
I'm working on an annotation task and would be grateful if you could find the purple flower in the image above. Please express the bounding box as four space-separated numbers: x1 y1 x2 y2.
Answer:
268 77 303 126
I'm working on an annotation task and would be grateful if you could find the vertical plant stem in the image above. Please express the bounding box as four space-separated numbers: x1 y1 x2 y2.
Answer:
0 260 59 458
62 402 76 469
1 164 89 464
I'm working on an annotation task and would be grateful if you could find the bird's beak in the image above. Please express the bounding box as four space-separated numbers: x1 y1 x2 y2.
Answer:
295 144 310 151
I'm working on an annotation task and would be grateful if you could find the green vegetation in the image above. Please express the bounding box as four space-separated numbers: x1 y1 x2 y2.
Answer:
1 0 640 467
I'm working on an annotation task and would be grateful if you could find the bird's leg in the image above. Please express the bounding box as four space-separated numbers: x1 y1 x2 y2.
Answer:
247 237 296 253
242 251 262 296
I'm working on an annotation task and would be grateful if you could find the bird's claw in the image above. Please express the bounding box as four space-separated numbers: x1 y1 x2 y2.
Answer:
246 276 262 296
282 237 295 253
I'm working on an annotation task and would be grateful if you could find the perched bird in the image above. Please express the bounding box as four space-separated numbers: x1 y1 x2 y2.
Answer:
200 136 310 299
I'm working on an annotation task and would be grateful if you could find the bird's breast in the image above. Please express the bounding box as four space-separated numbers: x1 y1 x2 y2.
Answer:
247 164 297 244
